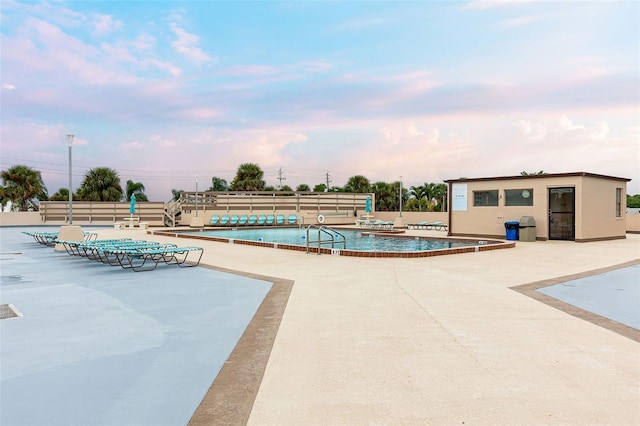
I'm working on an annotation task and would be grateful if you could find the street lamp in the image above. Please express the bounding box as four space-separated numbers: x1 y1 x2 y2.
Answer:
67 134 74 224
399 175 403 217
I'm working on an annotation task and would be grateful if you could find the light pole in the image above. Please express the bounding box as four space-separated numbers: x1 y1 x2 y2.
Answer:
67 134 74 224
195 174 199 217
399 175 403 217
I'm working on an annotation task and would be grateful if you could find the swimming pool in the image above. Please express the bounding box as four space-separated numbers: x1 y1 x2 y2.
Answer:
159 227 513 258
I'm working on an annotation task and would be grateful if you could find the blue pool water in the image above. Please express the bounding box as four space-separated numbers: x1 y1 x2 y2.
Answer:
187 228 476 252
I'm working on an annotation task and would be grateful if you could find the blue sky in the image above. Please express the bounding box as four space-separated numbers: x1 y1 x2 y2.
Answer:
1 0 638 200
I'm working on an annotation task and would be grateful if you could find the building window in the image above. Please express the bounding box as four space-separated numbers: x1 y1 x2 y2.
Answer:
505 189 534 206
616 188 622 217
473 190 498 206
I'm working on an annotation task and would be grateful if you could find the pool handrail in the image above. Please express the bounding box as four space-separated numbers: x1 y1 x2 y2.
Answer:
305 225 347 255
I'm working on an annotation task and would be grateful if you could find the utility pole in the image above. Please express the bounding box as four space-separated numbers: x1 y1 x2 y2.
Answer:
277 167 286 189
67 134 74 224
325 172 331 192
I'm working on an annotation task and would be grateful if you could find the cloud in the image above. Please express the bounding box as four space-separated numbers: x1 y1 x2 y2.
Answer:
3 84 17 90
169 22 215 66
464 0 533 10
499 14 542 27
91 13 122 36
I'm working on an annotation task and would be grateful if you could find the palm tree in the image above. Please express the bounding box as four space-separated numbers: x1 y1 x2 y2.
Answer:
125 180 148 202
344 175 371 193
431 183 448 212
296 184 311 192
208 177 228 191
313 183 327 192
76 167 123 202
230 163 265 191
409 185 428 211
171 189 184 202
0 164 48 211
279 185 293 191
50 188 70 201
372 181 396 211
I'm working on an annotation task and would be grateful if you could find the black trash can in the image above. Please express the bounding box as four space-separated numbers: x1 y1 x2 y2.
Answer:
504 221 520 241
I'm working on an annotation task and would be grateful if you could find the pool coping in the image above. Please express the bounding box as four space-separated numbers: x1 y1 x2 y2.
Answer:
510 259 640 342
188 264 294 426
153 227 514 258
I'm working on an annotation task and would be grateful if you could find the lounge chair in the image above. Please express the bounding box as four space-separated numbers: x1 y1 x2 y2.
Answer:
23 231 97 246
287 214 298 225
257 215 266 225
230 215 239 226
247 215 258 225
266 214 275 225
209 215 220 226
238 215 248 226
428 222 448 231
220 215 230 226
55 238 202 272
407 221 429 230
276 214 285 225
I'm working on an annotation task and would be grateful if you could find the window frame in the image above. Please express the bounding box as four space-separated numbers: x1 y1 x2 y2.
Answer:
504 188 534 207
473 190 499 207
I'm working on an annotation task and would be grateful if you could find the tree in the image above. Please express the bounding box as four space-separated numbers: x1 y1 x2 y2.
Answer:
171 189 184 202
344 175 371 193
372 181 396 211
50 188 70 201
431 183 448 212
296 184 311 192
230 163 265 191
125 180 148 202
521 170 546 176
208 177 228 191
279 185 293 191
313 183 326 192
0 164 48 211
76 167 123 202
628 194 640 208
408 185 429 211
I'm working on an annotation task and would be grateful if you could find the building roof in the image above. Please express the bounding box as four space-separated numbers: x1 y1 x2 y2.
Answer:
444 172 631 184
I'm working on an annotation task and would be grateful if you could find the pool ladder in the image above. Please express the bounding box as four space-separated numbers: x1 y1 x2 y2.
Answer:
306 225 346 255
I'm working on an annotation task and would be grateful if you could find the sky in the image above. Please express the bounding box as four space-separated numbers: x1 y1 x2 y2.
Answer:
1 0 639 201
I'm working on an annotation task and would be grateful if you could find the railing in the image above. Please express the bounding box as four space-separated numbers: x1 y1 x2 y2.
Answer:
178 191 374 214
163 199 183 227
39 201 165 225
306 225 347 255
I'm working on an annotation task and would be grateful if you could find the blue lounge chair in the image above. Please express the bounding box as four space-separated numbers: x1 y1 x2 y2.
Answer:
220 215 230 226
210 215 220 226
257 215 266 225
230 215 239 226
287 214 298 225
276 214 285 225
238 215 248 226
266 214 275 225
248 215 258 225
427 222 448 231
408 221 428 230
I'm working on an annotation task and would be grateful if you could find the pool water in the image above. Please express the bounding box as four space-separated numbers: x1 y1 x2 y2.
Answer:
187 228 476 252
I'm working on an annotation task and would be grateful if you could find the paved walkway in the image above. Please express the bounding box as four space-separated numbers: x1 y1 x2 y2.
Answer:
3 226 640 425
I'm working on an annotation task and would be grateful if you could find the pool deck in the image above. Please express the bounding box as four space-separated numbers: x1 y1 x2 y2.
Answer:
4 226 640 425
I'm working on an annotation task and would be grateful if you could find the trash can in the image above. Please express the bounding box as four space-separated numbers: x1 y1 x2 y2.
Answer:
504 221 520 241
519 216 536 242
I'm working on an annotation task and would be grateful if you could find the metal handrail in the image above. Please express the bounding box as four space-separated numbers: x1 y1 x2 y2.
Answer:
306 225 346 255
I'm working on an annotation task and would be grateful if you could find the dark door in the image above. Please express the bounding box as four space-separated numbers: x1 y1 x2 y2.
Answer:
548 187 575 240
